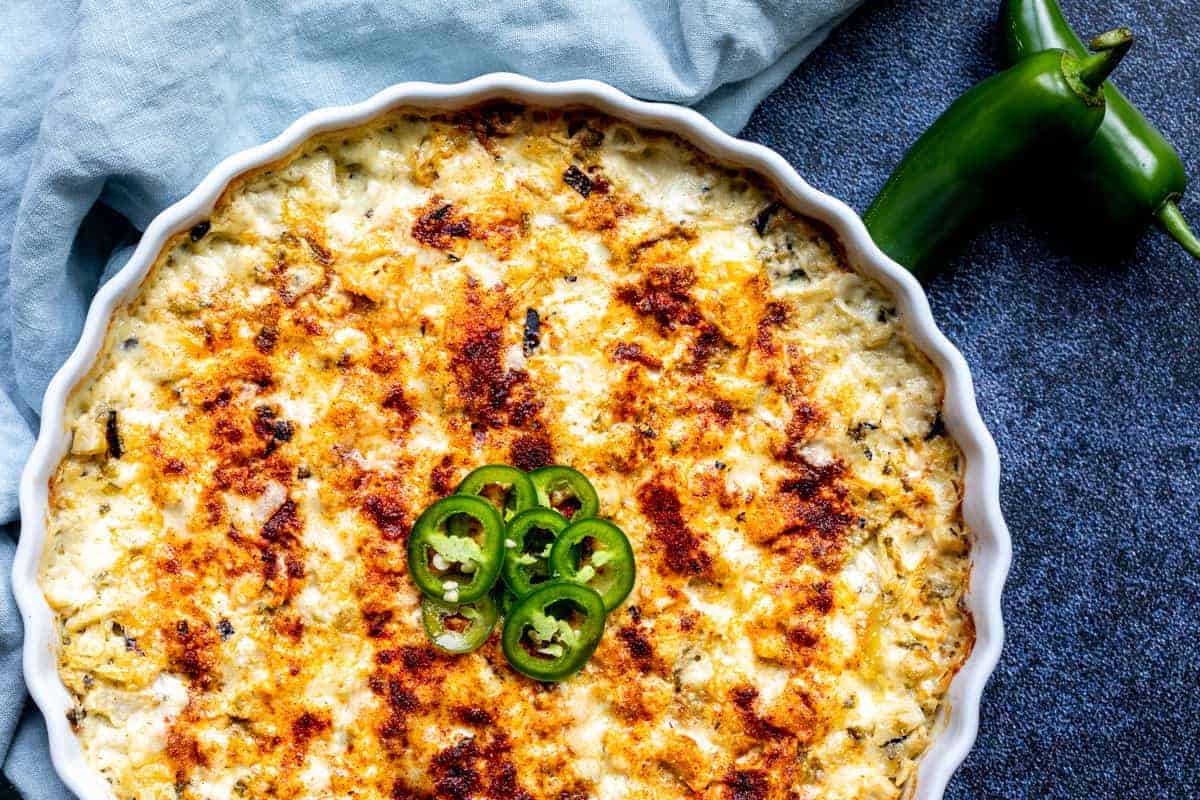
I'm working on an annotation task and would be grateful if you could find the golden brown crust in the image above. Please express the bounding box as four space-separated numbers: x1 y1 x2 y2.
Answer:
41 104 973 800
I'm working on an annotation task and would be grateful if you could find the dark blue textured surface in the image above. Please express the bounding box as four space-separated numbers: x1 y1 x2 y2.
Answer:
744 1 1199 797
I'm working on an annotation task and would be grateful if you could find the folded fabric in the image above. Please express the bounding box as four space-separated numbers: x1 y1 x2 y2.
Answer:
0 0 864 796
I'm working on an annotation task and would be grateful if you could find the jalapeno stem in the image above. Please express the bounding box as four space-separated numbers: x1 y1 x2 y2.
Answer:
1157 202 1200 260
1076 28 1132 91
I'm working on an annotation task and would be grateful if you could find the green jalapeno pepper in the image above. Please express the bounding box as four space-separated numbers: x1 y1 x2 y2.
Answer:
1000 0 1199 259
496 584 520 616
501 507 570 598
421 594 498 654
407 495 504 604
549 518 635 612
865 28 1132 275
454 464 537 520
501 580 607 682
528 465 600 520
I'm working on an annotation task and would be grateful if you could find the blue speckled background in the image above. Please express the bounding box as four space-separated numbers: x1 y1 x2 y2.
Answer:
742 1 1199 797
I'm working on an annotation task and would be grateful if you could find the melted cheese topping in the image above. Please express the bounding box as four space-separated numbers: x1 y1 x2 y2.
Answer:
42 106 973 800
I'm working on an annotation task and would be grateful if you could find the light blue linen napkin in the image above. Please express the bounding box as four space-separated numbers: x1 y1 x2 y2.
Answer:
0 0 862 795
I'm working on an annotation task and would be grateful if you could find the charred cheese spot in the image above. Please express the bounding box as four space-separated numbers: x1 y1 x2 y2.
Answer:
42 105 972 800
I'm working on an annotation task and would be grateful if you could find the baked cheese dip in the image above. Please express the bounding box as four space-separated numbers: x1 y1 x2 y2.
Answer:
41 104 974 800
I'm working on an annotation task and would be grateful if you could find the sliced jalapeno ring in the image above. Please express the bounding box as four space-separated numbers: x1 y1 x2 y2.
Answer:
455 464 537 520
407 495 504 604
528 465 600 520
422 594 498 654
502 507 569 598
549 518 635 612
501 580 606 682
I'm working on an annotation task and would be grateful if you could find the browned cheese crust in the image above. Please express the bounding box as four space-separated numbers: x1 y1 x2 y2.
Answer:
42 104 974 800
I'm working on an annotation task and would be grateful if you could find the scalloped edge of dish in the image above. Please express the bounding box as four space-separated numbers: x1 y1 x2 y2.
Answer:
13 72 1010 800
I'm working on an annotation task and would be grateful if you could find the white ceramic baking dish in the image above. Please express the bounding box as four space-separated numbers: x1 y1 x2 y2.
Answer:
12 72 1010 800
